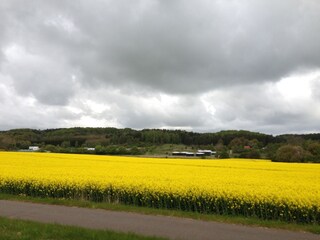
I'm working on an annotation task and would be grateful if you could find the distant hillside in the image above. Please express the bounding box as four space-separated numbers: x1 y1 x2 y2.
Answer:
1 127 320 162
0 127 276 149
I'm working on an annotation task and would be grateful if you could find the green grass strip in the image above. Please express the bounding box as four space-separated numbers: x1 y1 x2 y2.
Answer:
0 216 167 240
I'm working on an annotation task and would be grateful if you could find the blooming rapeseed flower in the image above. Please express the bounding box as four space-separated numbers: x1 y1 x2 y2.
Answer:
0 152 319 223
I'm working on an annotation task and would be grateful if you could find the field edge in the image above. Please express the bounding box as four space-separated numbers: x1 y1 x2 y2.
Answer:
1 193 319 235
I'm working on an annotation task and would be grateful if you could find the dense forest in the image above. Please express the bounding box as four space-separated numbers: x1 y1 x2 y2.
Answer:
0 127 320 163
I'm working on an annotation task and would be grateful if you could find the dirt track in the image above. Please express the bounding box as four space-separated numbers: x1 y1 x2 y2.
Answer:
0 200 318 240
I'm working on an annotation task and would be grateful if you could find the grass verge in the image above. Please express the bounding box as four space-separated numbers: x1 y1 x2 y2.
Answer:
0 216 167 240
0 193 319 235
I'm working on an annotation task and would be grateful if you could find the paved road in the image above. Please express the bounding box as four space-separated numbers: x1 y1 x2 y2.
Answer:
0 200 319 240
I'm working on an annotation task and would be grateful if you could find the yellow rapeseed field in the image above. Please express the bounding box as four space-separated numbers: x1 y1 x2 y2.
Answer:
0 152 319 223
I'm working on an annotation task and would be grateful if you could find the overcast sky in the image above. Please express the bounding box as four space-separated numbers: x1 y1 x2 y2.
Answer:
1 0 320 135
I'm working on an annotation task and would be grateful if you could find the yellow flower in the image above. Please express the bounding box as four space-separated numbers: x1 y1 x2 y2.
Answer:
0 152 319 223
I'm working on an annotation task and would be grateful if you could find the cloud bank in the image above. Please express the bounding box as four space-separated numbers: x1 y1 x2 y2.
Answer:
1 0 320 134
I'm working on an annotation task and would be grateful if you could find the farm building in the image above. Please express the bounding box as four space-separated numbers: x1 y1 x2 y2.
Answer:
172 150 216 157
197 150 216 156
172 152 195 156
196 152 205 157
28 146 40 151
84 147 95 151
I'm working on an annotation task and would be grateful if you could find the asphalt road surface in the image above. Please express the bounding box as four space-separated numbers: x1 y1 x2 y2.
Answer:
0 200 319 240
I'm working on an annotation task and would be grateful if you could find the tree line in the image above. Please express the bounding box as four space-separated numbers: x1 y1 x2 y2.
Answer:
0 127 319 162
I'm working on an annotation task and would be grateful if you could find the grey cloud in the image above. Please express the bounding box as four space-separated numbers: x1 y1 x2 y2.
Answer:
1 0 320 134
2 0 320 96
1 48 77 106
311 76 320 100
136 97 207 129
73 88 208 130
67 0 320 92
0 85 67 130
202 83 320 134
112 97 206 129
0 2 81 105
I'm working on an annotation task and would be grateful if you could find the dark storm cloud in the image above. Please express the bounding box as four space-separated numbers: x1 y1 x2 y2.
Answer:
2 0 320 99
67 0 320 93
